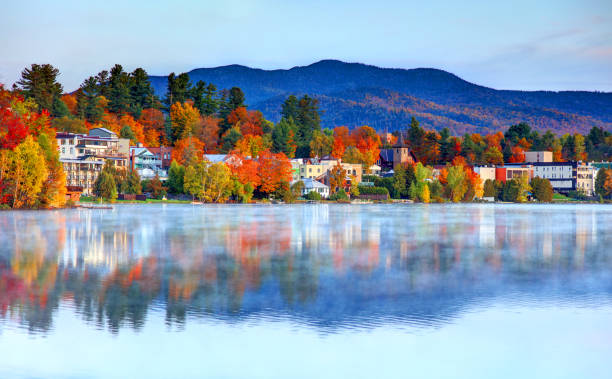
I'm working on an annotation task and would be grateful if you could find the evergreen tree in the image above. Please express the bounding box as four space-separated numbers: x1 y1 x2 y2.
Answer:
129 67 156 113
221 127 243 153
108 64 131 114
16 64 63 115
95 70 111 98
280 95 321 157
540 130 556 151
272 118 297 156
202 83 218 115
280 95 299 120
190 80 207 115
406 117 426 160
120 125 136 142
595 168 609 198
227 87 245 110
439 127 452 162
504 122 532 144
164 72 192 108
218 87 246 134
167 160 185 194
561 134 575 161
52 96 70 118
78 77 104 123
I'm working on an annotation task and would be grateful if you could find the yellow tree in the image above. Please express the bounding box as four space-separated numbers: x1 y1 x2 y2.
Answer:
170 102 200 141
234 135 271 158
36 132 66 208
309 130 333 157
9 136 48 208
203 162 233 202
444 164 467 203
342 146 364 165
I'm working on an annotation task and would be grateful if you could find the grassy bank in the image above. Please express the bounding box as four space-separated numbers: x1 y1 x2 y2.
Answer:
79 196 192 204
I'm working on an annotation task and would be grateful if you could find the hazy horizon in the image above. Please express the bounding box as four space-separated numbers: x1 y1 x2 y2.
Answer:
1 0 611 92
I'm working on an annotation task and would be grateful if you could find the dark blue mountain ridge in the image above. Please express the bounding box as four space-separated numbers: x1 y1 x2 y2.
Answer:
148 59 612 134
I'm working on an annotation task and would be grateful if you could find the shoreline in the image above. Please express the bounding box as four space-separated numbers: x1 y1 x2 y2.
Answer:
2 199 609 211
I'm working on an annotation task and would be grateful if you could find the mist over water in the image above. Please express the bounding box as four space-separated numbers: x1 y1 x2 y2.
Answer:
1 204 611 378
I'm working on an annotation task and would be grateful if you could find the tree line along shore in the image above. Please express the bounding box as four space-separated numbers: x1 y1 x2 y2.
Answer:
1 63 611 209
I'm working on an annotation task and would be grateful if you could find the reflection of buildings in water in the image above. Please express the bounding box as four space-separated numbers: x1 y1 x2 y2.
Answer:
300 204 330 254
58 210 166 272
542 228 552 260
2 205 612 335
574 210 597 268
478 206 495 249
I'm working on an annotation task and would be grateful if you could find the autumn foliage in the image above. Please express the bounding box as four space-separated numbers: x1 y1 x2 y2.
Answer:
0 85 66 208
257 150 292 194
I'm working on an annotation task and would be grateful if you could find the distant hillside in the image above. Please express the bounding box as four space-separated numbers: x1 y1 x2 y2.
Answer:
149 60 612 134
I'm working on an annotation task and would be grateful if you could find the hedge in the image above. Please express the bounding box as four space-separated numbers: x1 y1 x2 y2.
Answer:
357 185 389 195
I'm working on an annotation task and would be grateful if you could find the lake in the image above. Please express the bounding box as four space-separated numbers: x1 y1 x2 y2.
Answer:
1 204 611 378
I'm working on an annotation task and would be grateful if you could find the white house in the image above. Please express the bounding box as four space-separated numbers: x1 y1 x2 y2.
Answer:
130 146 167 180
294 178 330 198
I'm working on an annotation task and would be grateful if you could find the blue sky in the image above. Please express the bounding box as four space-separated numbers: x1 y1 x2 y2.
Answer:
1 0 610 91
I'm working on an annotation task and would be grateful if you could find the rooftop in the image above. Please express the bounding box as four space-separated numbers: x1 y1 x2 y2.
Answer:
204 154 228 164
295 178 329 189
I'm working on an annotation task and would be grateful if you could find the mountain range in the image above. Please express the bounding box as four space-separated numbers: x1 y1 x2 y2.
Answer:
148 60 612 135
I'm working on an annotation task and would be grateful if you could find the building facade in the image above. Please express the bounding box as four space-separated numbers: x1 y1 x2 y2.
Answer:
493 164 534 182
56 130 130 195
473 166 496 183
524 151 553 163
293 178 330 198
130 147 167 180
531 161 595 196
61 157 105 195
148 146 173 170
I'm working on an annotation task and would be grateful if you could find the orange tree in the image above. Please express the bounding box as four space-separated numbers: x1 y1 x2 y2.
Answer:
257 150 292 195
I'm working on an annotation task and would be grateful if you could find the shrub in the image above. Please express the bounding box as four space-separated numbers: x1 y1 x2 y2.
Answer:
502 179 520 202
428 180 443 199
530 177 553 202
305 191 322 201
329 189 349 201
357 186 389 195
568 190 588 200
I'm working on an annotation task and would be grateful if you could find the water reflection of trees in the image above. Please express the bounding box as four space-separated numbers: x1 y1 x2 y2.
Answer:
1 205 612 334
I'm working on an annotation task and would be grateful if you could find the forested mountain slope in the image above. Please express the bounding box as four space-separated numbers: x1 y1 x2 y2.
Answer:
149 60 611 134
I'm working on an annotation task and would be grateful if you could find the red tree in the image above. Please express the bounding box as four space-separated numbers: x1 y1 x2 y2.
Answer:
257 150 292 194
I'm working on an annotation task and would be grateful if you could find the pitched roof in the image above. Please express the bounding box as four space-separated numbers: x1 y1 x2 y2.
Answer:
204 154 228 163
130 147 153 156
89 127 116 135
379 149 393 162
297 178 329 189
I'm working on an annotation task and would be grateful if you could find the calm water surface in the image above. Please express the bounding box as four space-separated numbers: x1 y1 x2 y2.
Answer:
1 204 611 378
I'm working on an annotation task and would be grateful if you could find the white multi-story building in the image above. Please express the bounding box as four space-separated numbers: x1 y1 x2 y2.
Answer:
56 129 130 195
531 161 595 196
